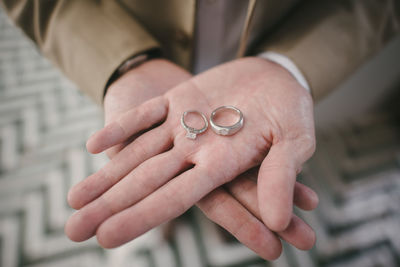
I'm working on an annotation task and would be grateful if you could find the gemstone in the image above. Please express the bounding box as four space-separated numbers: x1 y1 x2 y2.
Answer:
220 129 229 135
186 132 197 139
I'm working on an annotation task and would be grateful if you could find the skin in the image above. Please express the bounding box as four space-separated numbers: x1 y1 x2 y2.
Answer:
65 59 318 260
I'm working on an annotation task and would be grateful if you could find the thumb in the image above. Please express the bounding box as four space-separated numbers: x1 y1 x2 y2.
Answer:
258 137 315 232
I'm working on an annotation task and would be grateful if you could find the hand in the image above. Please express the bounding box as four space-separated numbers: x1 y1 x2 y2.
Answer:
90 58 319 258
66 57 317 259
198 167 318 258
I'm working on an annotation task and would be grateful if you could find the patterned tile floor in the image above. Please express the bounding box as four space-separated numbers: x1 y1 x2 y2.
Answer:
1 7 400 267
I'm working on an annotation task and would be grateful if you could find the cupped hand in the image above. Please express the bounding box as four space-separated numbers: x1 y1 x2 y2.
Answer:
66 57 317 259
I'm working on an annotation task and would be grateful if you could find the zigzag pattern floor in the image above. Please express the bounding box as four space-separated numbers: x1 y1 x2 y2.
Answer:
1 7 399 267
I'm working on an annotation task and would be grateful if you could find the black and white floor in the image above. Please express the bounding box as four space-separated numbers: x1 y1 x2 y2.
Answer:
0 7 399 267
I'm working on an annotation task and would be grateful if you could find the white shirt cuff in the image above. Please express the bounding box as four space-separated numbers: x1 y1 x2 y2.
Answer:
257 51 311 93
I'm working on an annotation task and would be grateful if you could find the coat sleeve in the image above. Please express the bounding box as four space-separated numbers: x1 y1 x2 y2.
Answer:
254 0 400 102
0 0 161 105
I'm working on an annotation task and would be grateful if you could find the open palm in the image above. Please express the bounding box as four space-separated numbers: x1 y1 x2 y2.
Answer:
66 57 316 255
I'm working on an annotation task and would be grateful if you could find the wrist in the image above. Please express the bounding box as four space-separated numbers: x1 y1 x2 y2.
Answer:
104 58 191 115
104 49 161 98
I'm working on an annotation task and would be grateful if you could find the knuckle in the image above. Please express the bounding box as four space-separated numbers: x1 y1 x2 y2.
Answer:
99 194 118 215
99 167 114 186
133 138 149 158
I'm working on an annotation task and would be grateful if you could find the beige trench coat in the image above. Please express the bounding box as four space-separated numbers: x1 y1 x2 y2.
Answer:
1 0 399 104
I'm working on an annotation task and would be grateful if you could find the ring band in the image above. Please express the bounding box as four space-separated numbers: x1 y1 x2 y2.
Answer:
210 105 244 136
181 110 208 139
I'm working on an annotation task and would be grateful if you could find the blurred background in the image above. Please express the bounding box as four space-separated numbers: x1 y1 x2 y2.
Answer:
0 6 400 267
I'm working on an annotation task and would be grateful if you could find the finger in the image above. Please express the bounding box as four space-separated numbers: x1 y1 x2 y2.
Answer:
65 150 187 242
277 215 316 250
96 167 220 248
87 96 168 154
258 140 314 232
294 182 319 211
68 125 172 210
227 176 316 250
197 188 282 261
231 167 319 211
105 144 123 159
105 133 140 159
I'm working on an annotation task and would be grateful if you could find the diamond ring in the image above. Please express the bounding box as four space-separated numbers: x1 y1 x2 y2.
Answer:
181 110 208 139
210 105 244 136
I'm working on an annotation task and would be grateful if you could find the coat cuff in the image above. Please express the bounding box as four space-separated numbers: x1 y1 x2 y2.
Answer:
257 51 311 94
254 0 400 102
53 1 161 105
2 0 161 106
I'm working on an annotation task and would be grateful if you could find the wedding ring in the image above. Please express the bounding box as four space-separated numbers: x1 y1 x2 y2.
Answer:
181 110 208 139
210 106 244 136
